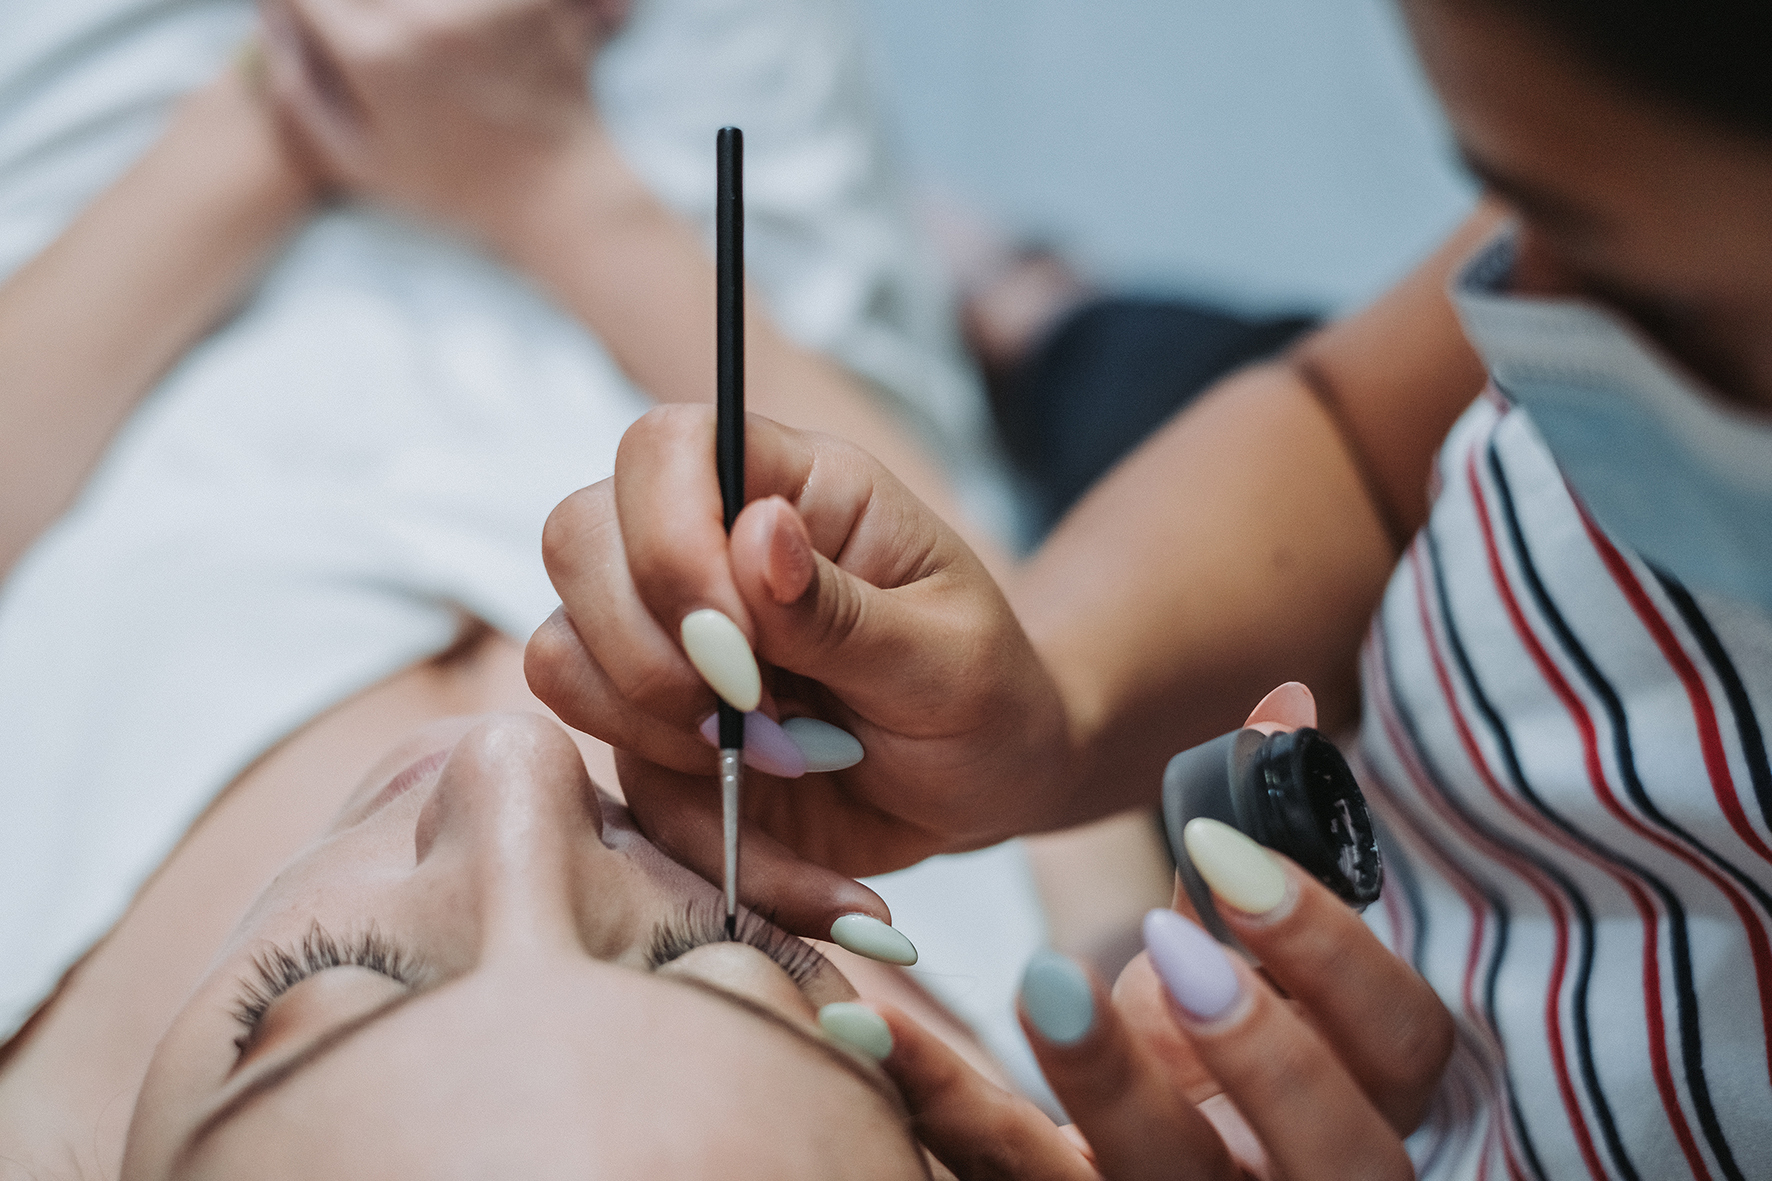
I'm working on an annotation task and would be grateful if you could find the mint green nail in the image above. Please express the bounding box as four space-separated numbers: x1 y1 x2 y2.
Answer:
829 914 917 965
1020 950 1094 1046
818 1002 893 1061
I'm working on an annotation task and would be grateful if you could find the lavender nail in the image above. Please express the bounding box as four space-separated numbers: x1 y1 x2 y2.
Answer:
698 711 808 778
1143 909 1242 1022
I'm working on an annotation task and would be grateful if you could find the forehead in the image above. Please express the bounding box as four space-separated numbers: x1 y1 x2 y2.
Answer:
1401 0 1772 248
1405 0 1765 168
180 967 911 1180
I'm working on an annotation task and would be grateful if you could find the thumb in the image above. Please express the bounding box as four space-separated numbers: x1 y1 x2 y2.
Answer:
1242 681 1318 735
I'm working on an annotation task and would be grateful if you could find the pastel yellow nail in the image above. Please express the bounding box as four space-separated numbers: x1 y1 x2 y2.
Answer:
680 609 762 712
1182 818 1286 915
818 1002 893 1061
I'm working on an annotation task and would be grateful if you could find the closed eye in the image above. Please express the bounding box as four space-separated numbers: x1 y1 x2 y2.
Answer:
230 924 419 1058
645 902 826 989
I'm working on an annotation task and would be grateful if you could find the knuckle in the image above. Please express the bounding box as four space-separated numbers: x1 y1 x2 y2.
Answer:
521 619 599 723
540 484 615 577
973 1091 1040 1148
1366 994 1455 1123
1216 1030 1334 1118
1364 1141 1417 1181
523 611 578 678
605 652 702 719
805 568 865 654
1055 1046 1140 1115
623 404 707 459
1379 997 1455 1089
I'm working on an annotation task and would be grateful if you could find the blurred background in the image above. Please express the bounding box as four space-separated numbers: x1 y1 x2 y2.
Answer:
857 0 1477 317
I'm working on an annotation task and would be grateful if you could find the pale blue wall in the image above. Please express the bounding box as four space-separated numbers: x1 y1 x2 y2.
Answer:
855 0 1478 314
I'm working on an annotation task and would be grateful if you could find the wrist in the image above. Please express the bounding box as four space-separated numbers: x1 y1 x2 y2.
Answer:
173 61 319 225
1016 639 1111 834
1033 672 1098 833
478 118 656 279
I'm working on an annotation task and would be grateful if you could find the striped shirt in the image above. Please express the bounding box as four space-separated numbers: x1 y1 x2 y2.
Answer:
1358 390 1772 1179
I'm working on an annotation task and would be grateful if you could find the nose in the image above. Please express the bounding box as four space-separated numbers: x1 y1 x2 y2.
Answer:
412 714 609 958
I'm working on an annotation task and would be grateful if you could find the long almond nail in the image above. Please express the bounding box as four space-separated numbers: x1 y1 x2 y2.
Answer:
781 717 864 772
698 712 807 777
1144 909 1241 1022
680 609 762 712
818 1002 892 1061
1020 951 1094 1045
1182 818 1287 916
829 914 917 965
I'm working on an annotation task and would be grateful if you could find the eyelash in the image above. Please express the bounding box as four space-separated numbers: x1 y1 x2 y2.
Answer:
227 907 820 1057
230 924 419 1056
645 902 824 988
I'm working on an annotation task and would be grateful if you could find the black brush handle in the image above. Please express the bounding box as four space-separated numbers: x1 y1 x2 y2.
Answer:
716 126 745 750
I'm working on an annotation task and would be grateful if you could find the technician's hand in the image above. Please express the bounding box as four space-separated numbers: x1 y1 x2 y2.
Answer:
526 406 1078 898
875 863 1443 1181
256 0 627 241
865 687 1452 1179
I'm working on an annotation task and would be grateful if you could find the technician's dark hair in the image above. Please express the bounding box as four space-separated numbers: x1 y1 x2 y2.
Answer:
1475 0 1772 138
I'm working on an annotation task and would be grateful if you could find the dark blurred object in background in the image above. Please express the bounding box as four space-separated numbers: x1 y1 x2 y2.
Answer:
996 295 1315 534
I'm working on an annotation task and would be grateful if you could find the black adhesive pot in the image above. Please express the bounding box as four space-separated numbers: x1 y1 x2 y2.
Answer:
1160 727 1382 947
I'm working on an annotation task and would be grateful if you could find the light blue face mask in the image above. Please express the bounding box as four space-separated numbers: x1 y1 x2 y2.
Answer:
1451 231 1772 618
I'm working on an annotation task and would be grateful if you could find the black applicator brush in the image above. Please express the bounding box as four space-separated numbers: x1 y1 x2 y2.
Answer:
715 126 745 939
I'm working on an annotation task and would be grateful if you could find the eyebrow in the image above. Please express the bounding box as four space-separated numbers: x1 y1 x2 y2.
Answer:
178 972 918 1168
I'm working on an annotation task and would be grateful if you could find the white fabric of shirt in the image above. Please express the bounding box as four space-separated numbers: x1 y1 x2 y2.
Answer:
1362 393 1772 1179
0 0 1042 1094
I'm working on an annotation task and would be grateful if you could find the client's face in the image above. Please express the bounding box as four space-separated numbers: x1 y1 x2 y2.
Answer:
124 714 923 1180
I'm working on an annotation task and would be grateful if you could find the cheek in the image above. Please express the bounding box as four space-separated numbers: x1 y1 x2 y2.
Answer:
123 994 247 1180
604 822 724 905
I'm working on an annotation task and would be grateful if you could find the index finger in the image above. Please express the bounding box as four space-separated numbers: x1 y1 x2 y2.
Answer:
611 405 823 651
613 405 965 669
1018 953 1238 1181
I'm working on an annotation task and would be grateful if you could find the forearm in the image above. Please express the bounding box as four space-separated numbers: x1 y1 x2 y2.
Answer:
483 124 996 565
1016 211 1498 827
0 67 314 576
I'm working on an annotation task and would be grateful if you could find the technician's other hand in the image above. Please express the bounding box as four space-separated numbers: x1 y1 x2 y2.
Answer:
526 406 1077 903
869 687 1451 1179
257 0 627 241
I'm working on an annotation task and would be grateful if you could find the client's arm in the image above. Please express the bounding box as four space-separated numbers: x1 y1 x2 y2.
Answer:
487 136 966 542
259 0 979 551
0 66 313 578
